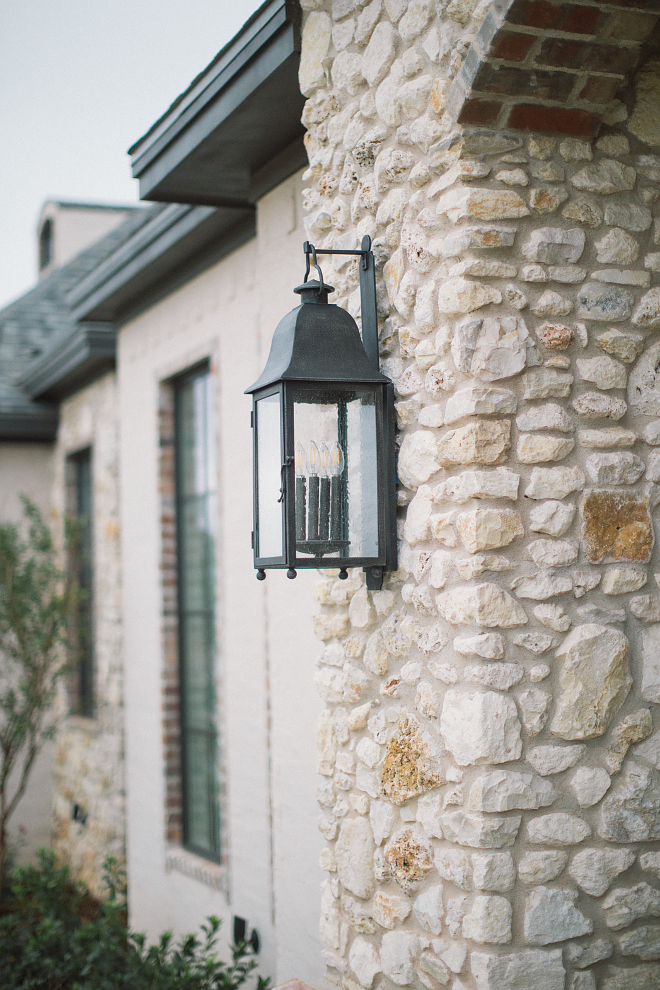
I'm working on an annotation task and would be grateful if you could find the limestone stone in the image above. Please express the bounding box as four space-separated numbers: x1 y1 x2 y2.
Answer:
592 268 651 288
300 12 332 94
527 540 578 569
496 168 528 186
380 931 418 985
596 228 640 265
630 341 660 421
440 689 522 766
529 500 575 537
456 508 523 553
518 851 567 884
522 264 547 282
571 160 635 195
524 887 593 945
599 761 660 843
440 468 519 502
468 770 555 812
632 287 660 329
465 663 524 691
516 404 573 432
436 583 527 628
419 950 450 984
641 851 660 878
331 51 365 94
380 714 444 805
462 895 512 944
439 811 521 849
350 937 382 987
439 225 517 256
429 511 458 547
454 632 504 659
533 604 570 632
451 317 530 382
370 799 396 844
581 490 652 562
603 202 652 232
517 435 574 463
573 391 627 419
517 688 551 735
445 892 467 936
357 737 383 770
530 663 551 679
437 420 510 467
527 813 591 845
602 565 647 594
472 853 515 892
336 817 376 898
435 187 529 223
597 329 644 363
413 884 444 935
523 227 586 264
531 290 572 319
551 624 631 740
536 322 573 350
448 259 517 279
579 428 637 448
586 453 645 486
524 368 573 399
455 554 514 580
571 847 637 898
434 844 471 888
425 359 458 397
512 571 573 600
548 265 586 283
646 420 660 445
642 624 660 704
471 949 565 990
569 767 612 807
399 0 432 40
602 881 660 930
576 283 634 322
530 187 568 214
527 744 586 775
578 356 627 391
601 963 660 990
404 485 433 545
372 889 412 929
398 431 440 489
504 284 528 309
433 938 466 974
630 595 660 621
619 925 660 960
560 138 591 161
429 550 452 590
562 197 603 228
514 632 555 654
524 466 584 500
444 386 516 424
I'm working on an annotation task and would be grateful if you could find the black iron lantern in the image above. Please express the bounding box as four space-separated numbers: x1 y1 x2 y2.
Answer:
245 237 397 590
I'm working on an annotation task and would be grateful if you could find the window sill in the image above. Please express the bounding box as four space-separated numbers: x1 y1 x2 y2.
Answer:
164 846 227 895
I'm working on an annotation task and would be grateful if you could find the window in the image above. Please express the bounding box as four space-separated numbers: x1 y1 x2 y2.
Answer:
67 448 94 718
174 368 220 860
39 219 53 271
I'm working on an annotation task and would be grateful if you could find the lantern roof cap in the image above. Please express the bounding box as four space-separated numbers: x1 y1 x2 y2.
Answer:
245 290 389 393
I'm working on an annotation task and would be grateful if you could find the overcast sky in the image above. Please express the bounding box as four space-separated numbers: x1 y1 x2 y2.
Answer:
0 0 263 309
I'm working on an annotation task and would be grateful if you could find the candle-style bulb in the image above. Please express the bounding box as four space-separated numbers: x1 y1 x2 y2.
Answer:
307 440 320 476
295 442 306 477
329 442 344 476
319 443 330 477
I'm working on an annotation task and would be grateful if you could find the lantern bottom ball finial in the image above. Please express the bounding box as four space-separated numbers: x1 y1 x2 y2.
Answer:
338 569 348 581
256 569 266 581
287 568 297 580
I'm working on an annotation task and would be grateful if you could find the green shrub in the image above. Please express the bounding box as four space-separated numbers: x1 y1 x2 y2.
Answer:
0 851 269 990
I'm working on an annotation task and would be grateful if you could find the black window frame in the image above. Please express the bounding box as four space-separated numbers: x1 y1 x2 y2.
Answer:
67 446 94 719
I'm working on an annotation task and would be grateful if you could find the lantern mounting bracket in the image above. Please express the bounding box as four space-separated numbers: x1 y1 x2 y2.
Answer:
303 236 379 372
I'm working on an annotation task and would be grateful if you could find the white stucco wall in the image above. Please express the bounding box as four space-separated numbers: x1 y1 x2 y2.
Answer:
118 171 324 985
0 441 55 864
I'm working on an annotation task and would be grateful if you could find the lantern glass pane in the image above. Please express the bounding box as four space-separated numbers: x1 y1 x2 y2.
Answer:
293 389 379 561
256 392 283 559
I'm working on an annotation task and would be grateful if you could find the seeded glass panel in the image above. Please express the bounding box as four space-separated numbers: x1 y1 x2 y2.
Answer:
255 392 283 560
293 390 379 560
175 370 220 860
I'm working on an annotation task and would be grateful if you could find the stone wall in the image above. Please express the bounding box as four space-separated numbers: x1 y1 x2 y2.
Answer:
300 2 660 988
51 372 125 899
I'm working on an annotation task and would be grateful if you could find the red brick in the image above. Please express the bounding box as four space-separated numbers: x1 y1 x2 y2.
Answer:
507 0 564 29
507 103 601 135
603 8 658 39
472 62 575 100
491 30 537 61
539 38 638 74
457 98 504 125
578 74 623 104
538 37 584 68
561 5 604 33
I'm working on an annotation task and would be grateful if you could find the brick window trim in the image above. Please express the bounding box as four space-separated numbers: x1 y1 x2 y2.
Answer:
159 382 184 845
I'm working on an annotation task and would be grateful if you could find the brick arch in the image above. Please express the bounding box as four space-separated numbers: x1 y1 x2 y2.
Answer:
446 0 660 137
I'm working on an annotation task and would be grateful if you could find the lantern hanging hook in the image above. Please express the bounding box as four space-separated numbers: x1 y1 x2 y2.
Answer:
303 241 325 296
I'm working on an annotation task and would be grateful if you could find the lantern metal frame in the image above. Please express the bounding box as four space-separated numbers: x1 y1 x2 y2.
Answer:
245 236 397 590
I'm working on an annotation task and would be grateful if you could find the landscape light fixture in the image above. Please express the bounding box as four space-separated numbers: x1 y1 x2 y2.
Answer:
245 236 397 590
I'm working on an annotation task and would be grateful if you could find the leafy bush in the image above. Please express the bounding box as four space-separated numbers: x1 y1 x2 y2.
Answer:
0 851 269 990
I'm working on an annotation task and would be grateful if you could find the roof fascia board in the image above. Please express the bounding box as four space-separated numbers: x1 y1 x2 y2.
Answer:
20 324 116 401
0 409 58 442
130 0 295 173
134 27 298 202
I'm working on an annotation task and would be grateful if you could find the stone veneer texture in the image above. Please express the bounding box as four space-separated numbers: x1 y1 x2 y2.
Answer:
300 1 660 988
